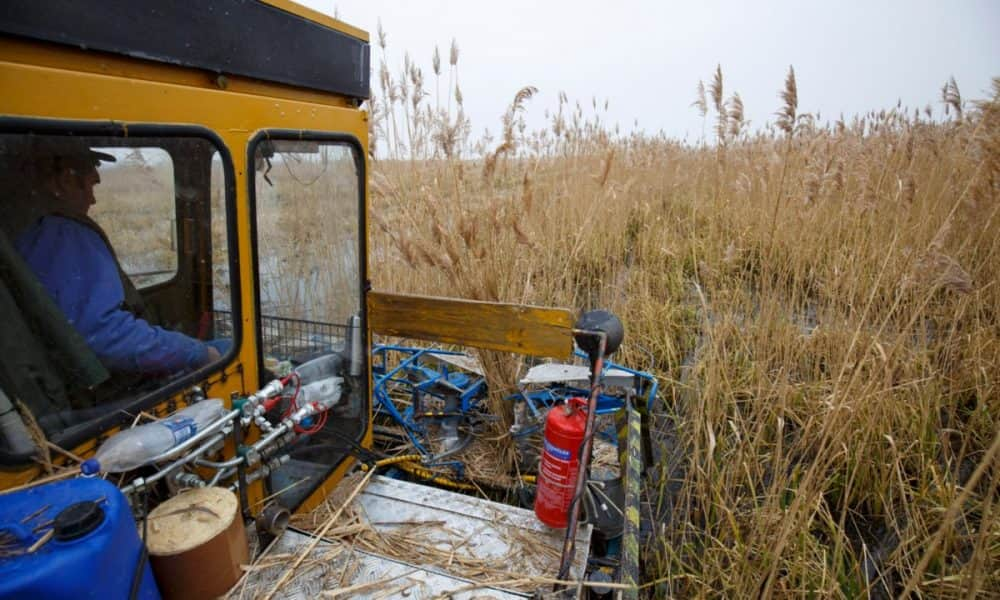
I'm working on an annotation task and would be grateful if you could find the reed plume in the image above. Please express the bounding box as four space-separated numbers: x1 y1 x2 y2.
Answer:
776 65 798 135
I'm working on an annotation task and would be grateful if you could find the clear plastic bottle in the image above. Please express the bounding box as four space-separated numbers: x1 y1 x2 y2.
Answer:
298 376 343 410
89 399 226 473
294 353 342 385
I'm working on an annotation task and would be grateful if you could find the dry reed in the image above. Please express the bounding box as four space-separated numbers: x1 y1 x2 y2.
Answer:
365 32 1000 597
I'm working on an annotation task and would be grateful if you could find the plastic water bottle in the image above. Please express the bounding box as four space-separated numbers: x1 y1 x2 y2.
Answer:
298 376 343 409
294 353 342 385
87 399 226 473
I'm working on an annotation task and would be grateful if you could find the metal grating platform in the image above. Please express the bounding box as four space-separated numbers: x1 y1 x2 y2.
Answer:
239 476 592 598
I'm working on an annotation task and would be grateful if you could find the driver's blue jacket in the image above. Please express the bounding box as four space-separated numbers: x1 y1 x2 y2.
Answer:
15 215 210 374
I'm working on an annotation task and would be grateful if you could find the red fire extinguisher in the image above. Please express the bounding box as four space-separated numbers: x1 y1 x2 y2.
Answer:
534 397 588 528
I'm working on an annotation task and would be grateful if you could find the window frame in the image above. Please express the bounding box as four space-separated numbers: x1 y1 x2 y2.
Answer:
0 117 242 463
247 129 369 495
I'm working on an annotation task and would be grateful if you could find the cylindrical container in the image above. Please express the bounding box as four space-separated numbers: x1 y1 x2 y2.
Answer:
146 486 249 600
294 353 342 385
93 399 226 473
347 314 363 377
534 397 588 528
0 477 161 599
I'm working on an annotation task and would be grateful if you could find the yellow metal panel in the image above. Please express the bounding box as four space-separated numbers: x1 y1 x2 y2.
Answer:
368 292 575 359
0 49 370 505
294 438 365 514
0 60 368 134
0 363 248 493
0 37 357 108
0 54 369 396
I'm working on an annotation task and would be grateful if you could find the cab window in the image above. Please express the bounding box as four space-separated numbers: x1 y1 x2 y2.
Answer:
0 130 236 458
251 135 366 508
88 147 177 288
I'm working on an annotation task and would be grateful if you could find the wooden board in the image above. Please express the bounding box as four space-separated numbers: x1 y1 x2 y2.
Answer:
368 292 574 359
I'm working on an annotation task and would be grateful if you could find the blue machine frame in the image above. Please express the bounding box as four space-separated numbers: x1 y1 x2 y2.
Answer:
371 344 487 457
371 344 656 460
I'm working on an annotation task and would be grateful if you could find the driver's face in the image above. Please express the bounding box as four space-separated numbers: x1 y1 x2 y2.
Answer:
55 164 101 216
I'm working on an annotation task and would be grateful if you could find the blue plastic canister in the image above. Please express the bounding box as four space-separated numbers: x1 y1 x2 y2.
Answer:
0 477 160 599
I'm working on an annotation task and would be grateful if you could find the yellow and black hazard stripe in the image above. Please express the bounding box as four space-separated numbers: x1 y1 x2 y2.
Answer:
615 400 643 599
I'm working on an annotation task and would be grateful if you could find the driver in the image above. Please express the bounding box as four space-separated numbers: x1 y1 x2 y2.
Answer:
13 138 222 377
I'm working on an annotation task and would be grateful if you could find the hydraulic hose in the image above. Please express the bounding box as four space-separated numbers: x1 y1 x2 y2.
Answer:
361 454 477 491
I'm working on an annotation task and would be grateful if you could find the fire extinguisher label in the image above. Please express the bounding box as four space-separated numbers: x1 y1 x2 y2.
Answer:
543 439 572 461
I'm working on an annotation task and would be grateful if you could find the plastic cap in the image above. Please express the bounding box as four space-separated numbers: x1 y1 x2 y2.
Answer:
80 458 101 476
54 501 105 541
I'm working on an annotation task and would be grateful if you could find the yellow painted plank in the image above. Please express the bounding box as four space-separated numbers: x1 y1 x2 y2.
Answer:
368 292 574 359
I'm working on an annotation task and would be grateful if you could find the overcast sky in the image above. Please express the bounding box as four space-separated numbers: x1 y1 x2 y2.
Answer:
299 0 998 142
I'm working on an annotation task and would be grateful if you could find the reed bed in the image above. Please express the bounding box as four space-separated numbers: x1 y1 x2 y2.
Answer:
366 30 999 598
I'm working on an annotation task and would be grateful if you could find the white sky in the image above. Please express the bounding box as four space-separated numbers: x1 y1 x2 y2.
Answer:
299 0 999 142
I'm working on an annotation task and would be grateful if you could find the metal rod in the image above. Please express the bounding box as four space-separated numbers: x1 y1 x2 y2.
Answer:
556 330 606 583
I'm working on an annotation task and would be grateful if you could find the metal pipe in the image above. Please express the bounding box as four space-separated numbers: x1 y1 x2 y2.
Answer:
253 420 294 456
556 330 606 583
145 408 239 464
195 454 244 469
207 466 235 487
122 385 310 498
209 451 289 487
257 503 291 536
196 419 294 474
144 432 226 484
121 432 228 494
244 454 290 486
233 409 250 520
348 314 363 377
